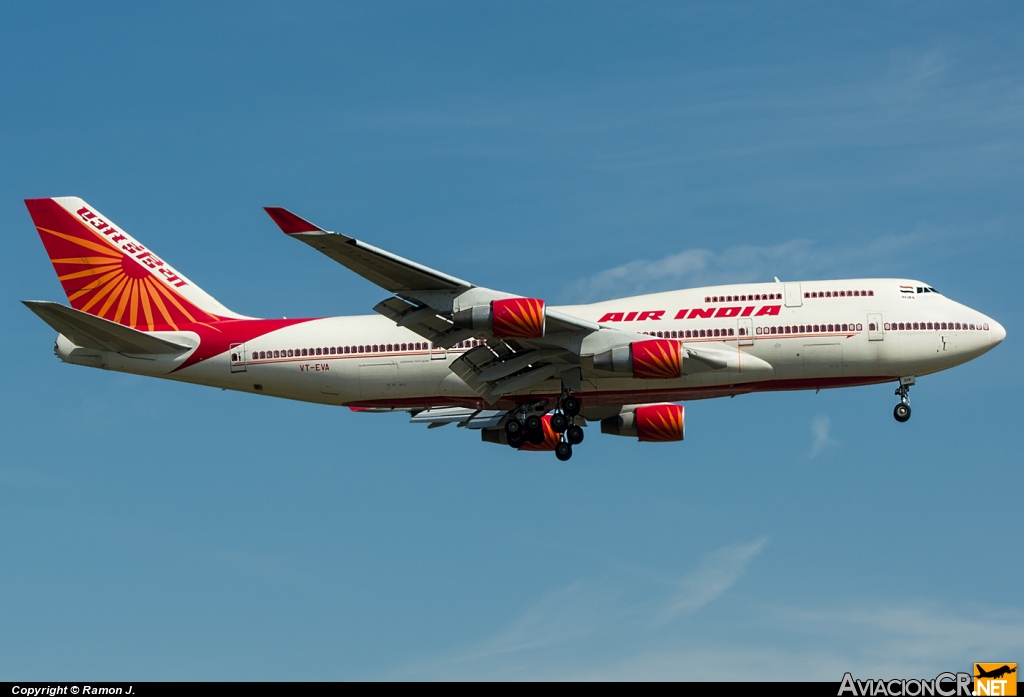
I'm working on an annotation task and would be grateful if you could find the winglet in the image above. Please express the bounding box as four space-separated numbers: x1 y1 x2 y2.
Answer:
263 207 325 234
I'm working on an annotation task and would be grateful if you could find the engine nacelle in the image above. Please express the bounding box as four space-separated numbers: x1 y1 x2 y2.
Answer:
601 404 685 442
453 297 546 338
593 339 682 379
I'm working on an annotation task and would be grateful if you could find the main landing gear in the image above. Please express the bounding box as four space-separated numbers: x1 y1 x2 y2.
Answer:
553 390 584 461
893 376 915 423
504 390 585 460
504 409 547 448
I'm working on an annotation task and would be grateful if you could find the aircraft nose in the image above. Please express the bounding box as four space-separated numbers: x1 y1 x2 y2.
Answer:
989 318 1006 345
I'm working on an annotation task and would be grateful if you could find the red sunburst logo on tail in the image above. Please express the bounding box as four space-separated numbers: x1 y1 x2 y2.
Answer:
26 198 223 331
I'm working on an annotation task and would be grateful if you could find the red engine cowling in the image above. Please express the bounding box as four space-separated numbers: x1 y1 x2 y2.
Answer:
600 404 685 442
453 297 546 338
593 339 682 379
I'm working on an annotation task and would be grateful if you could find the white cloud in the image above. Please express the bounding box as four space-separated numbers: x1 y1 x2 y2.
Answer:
665 537 768 617
559 232 935 303
809 415 838 460
394 528 1024 680
395 538 769 680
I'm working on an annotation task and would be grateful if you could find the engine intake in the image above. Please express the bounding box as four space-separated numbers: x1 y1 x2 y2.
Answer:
601 404 685 442
453 298 546 338
593 339 682 379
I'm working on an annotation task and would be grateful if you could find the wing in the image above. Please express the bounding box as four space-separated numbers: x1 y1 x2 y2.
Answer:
265 207 748 403
264 207 471 293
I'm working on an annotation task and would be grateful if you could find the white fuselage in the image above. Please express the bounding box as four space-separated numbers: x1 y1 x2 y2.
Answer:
54 278 1005 411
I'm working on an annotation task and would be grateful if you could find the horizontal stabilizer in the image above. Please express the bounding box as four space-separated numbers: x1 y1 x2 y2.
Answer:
23 300 191 355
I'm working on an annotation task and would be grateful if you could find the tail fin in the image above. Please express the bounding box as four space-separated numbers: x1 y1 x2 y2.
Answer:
25 197 245 331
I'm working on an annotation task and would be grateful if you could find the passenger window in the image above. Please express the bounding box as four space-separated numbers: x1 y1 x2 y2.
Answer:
728 328 734 336
868 324 875 331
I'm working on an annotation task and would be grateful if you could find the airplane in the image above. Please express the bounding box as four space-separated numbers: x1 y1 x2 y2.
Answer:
22 197 1006 461
975 665 1016 680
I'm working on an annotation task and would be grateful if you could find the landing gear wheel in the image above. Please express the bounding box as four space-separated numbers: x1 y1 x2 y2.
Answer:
562 396 581 417
505 419 523 437
550 413 569 433
893 403 911 423
893 377 914 423
525 415 542 433
507 432 524 449
566 425 584 445
555 442 573 461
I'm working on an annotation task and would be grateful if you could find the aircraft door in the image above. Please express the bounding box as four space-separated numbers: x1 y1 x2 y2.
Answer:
737 318 753 346
229 343 246 372
867 313 884 341
784 283 803 307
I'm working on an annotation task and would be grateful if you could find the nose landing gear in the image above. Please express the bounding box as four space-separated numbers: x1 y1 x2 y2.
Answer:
893 376 915 423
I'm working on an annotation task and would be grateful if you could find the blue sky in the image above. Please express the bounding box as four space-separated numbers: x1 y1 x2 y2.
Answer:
1 2 1022 680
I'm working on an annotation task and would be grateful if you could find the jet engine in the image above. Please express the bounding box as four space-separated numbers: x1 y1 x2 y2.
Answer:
600 404 685 442
592 339 682 379
453 297 546 338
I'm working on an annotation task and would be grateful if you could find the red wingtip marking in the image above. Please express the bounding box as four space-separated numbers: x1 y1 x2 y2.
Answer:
264 207 323 234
